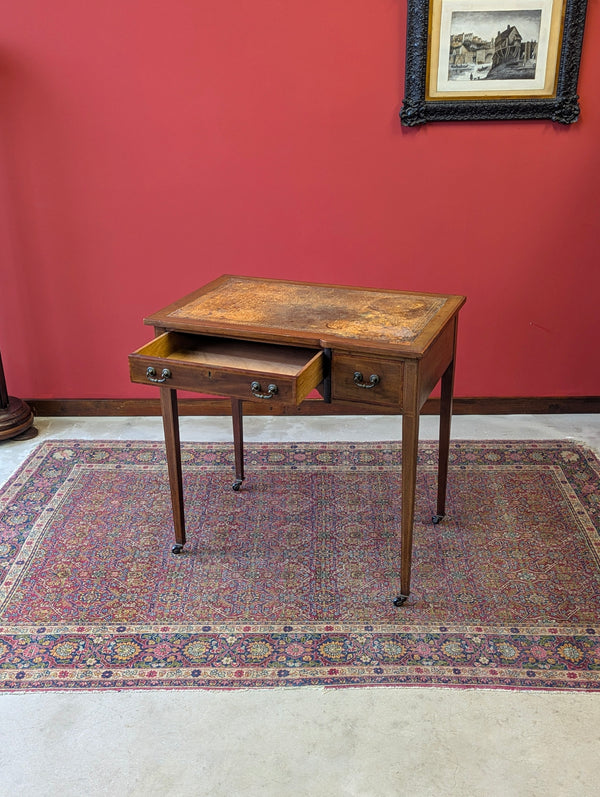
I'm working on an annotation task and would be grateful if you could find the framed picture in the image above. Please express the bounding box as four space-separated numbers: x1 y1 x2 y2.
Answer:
400 0 588 125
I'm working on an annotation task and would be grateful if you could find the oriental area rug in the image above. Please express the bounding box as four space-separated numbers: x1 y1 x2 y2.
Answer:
0 439 599 692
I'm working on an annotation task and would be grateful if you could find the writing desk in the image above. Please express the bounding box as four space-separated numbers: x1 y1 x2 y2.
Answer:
129 275 466 605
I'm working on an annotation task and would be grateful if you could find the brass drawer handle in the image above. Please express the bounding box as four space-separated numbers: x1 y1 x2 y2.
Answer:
353 371 380 389
250 380 278 399
146 366 172 383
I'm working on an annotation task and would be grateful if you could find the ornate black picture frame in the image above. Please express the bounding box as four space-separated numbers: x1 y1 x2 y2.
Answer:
400 0 588 125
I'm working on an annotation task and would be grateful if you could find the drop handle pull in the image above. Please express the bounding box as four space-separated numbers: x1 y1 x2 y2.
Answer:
353 371 380 389
146 366 172 383
250 380 278 399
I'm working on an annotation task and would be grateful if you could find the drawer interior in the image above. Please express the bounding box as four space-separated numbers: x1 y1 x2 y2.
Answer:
135 332 322 378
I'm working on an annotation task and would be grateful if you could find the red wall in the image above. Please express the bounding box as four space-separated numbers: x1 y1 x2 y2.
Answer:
1 1 599 400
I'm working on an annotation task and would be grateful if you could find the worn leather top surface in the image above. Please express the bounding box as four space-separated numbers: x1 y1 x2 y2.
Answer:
168 276 447 344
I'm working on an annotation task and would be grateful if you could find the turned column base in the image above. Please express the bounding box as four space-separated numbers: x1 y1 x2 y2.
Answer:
0 396 36 441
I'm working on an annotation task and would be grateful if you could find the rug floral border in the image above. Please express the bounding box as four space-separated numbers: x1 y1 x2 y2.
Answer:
1 439 599 692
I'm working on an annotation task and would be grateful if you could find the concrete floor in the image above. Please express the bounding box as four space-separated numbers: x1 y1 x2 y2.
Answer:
1 414 599 797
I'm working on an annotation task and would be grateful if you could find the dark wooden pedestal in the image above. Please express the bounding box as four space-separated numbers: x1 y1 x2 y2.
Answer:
0 352 36 441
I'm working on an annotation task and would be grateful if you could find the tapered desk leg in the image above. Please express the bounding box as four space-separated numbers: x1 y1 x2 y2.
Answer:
159 386 186 553
394 411 420 606
434 358 455 524
231 398 245 491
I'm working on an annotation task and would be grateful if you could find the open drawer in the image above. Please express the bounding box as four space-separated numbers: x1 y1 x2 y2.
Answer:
129 332 324 405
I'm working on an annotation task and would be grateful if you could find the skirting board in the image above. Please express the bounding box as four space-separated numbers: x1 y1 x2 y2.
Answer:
25 396 600 417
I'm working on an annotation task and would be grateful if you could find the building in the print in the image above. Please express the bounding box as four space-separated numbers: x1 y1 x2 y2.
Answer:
491 24 538 70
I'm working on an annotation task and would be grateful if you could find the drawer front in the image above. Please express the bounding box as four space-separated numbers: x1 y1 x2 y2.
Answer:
130 357 296 402
129 333 323 405
332 353 403 406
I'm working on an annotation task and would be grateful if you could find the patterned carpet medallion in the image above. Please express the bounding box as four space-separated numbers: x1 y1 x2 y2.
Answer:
0 439 599 691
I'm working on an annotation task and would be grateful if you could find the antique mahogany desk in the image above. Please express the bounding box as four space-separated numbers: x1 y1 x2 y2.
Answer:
129 275 466 605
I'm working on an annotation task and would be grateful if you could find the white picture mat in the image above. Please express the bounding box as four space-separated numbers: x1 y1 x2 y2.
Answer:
435 0 554 93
